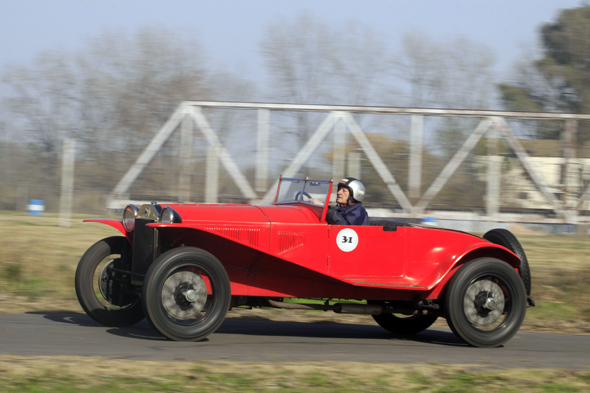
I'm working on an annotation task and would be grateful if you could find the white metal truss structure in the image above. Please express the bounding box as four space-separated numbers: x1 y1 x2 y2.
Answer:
108 101 590 224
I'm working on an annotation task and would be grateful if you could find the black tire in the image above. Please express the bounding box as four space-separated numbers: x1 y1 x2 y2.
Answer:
444 258 527 348
142 247 231 341
372 313 438 335
75 236 144 327
483 228 531 296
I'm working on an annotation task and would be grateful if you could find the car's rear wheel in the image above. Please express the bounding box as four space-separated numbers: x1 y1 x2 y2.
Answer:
483 228 531 296
372 312 438 335
75 236 144 327
444 257 527 348
142 247 231 341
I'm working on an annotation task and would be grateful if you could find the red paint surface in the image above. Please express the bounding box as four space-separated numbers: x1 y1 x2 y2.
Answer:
87 196 520 301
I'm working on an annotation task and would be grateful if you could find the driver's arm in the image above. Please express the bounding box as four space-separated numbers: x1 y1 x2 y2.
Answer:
325 207 349 225
309 197 324 206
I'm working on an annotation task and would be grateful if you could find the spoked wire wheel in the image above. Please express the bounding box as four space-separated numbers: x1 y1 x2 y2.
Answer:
444 258 527 348
161 269 209 321
142 247 231 341
462 277 507 330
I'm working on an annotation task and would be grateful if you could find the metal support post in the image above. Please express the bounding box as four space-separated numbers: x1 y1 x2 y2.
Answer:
347 152 361 180
256 109 270 193
16 184 28 212
205 144 220 203
59 138 75 227
409 115 423 200
178 115 193 203
562 119 578 212
332 117 346 201
486 126 500 218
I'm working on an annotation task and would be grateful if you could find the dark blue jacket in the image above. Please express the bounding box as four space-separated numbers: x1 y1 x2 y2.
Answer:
326 203 369 226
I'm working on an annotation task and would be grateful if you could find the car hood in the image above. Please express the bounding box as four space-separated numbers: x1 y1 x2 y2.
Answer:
160 203 323 225
161 204 271 225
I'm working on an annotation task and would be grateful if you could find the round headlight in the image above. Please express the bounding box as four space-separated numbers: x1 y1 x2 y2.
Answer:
123 204 138 232
160 206 181 224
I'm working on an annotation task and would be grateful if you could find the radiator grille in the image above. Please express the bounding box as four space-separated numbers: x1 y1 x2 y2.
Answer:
132 218 156 280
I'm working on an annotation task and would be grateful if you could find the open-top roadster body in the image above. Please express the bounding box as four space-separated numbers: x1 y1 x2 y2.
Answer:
76 177 534 347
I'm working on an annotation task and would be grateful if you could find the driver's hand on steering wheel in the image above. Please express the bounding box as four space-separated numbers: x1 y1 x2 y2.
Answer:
309 197 324 206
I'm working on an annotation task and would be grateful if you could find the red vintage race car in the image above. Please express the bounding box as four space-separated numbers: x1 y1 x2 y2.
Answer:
75 177 534 348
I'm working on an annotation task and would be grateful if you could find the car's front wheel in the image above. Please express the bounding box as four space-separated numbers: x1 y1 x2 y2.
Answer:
75 236 144 327
444 257 527 348
142 247 231 341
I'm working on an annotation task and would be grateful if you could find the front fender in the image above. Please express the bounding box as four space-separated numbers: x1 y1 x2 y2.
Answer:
427 243 520 299
454 243 520 269
84 219 132 244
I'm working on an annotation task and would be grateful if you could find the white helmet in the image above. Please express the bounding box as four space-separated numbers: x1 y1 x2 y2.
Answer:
337 177 366 203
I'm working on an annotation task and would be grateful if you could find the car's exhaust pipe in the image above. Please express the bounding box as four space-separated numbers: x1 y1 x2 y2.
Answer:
334 303 382 315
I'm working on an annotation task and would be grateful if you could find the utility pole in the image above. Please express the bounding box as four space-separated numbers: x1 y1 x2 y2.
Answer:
59 138 75 227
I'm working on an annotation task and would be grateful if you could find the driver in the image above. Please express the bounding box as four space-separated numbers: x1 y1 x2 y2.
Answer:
325 177 369 226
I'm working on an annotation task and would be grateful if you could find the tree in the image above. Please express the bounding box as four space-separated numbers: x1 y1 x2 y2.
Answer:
1 28 262 207
396 31 496 110
2 28 212 154
396 31 497 158
498 5 590 142
2 51 77 152
72 28 213 154
261 13 394 154
389 32 497 210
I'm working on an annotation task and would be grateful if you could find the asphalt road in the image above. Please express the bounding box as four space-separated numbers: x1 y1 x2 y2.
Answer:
1 312 588 369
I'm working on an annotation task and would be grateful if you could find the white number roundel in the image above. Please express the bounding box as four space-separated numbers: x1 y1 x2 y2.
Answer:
337 228 359 252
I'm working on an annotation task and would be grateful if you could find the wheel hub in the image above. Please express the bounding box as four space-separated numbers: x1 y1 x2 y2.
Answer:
185 289 198 302
464 279 505 327
162 271 208 320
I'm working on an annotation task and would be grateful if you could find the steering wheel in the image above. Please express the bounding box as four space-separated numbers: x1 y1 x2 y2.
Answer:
294 191 312 201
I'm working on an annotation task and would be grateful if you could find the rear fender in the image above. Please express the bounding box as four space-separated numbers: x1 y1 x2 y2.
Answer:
427 244 520 299
84 219 132 245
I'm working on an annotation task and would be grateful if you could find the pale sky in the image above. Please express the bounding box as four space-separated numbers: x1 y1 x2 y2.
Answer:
0 0 585 88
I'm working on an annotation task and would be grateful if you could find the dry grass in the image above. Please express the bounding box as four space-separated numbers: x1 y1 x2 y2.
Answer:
0 356 589 392
1 211 589 334
519 234 590 272
517 234 590 333
0 212 115 302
